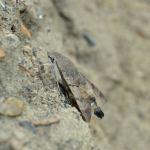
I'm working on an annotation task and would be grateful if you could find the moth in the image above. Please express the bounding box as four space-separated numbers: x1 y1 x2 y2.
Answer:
47 52 106 122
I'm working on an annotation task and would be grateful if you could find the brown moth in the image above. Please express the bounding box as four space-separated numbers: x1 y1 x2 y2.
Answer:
47 52 106 122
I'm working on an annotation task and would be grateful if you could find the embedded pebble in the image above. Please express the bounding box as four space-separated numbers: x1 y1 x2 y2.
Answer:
83 32 96 46
19 120 36 133
32 47 37 57
39 61 43 65
39 12 45 19
26 85 31 91
0 97 23 116
48 100 55 105
65 104 71 108
0 48 5 58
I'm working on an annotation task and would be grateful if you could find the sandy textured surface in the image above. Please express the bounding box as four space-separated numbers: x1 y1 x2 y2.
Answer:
0 0 150 150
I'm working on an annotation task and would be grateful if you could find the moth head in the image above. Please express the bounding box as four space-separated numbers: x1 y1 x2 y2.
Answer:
47 52 56 64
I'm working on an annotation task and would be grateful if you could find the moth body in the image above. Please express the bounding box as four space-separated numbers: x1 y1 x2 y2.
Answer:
47 52 106 122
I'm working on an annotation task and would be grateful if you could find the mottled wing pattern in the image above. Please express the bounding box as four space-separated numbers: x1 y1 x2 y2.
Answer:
69 85 92 122
56 60 92 122
82 74 107 103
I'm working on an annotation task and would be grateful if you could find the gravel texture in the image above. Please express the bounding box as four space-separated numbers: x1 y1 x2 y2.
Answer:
0 0 150 150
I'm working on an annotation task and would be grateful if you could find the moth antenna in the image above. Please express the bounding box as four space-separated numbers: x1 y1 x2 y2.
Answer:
94 106 104 119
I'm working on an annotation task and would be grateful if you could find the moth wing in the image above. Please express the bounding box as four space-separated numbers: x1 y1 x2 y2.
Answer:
69 86 91 122
81 74 107 103
56 62 91 122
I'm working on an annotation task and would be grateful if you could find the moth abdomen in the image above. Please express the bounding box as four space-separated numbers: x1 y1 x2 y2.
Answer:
94 106 104 119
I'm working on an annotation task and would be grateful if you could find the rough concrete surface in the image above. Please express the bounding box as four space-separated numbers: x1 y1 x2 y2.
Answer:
0 0 150 150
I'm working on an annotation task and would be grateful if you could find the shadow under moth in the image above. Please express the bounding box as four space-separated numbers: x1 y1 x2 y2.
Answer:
47 52 106 122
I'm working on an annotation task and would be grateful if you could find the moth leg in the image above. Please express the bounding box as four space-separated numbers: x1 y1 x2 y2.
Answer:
56 80 61 95
59 87 70 105
53 72 61 96
65 91 70 103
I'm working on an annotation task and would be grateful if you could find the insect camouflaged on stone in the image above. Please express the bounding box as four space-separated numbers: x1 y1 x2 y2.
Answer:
47 52 106 122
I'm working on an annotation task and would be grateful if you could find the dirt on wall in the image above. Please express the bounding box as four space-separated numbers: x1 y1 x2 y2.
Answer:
0 0 150 150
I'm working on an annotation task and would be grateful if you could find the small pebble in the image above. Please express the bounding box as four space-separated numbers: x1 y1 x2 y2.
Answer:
34 90 38 94
83 32 96 46
38 46 42 50
39 61 43 65
19 120 36 133
138 112 144 119
26 85 31 91
49 85 54 89
32 47 37 57
0 97 23 116
21 24 31 38
48 100 55 105
0 48 5 58
33 97 36 101
41 65 44 71
48 97 52 101
39 12 45 19
65 104 71 108
47 29 51 33
46 111 51 116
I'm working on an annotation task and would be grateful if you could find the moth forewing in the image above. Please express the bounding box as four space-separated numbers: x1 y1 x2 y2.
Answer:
69 85 92 122
56 61 92 122
82 74 107 103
